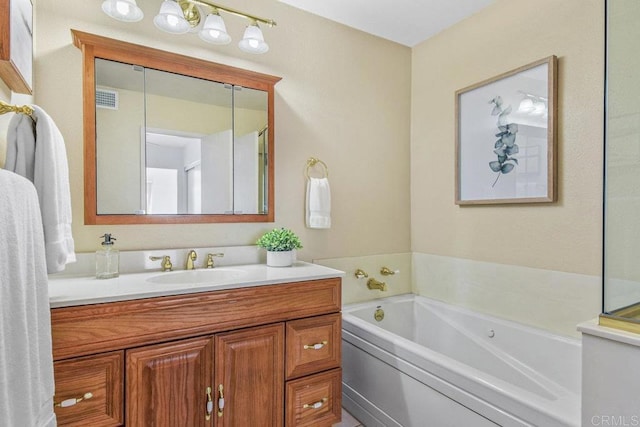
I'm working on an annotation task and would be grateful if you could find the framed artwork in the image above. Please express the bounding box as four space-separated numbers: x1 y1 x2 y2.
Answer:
455 56 557 205
0 0 33 94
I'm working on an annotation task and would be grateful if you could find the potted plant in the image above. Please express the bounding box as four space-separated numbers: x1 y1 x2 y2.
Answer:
256 228 302 267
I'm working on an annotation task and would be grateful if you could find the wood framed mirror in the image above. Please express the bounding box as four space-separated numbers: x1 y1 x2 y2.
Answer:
72 30 281 225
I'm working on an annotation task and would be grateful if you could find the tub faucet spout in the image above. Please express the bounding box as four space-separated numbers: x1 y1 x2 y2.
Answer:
367 278 387 292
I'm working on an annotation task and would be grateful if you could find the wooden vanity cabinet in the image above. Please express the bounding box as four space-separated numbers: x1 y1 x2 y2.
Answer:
50 278 341 427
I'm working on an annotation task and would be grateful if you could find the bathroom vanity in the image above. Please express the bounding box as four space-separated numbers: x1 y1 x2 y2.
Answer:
49 262 343 426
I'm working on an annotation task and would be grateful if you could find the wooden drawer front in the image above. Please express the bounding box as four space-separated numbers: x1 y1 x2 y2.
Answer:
53 351 123 427
285 369 342 427
52 278 341 360
286 313 341 379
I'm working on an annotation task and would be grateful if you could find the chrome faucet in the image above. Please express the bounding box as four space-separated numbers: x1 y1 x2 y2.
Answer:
185 250 197 270
367 278 387 292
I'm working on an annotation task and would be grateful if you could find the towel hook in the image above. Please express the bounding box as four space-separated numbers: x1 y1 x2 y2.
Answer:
305 157 329 180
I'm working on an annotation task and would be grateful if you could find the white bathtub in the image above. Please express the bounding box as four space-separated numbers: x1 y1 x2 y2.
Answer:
341 294 580 427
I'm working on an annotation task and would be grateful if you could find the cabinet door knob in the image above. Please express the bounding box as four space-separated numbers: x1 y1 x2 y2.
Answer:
205 387 213 421
303 397 328 410
217 384 225 417
303 340 328 350
54 392 93 408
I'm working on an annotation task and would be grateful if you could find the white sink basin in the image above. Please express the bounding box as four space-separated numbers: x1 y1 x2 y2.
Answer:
146 268 248 285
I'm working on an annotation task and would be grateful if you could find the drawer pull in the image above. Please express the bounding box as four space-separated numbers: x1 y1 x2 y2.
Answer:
205 387 213 421
303 341 328 350
55 392 93 408
217 384 225 417
303 397 328 410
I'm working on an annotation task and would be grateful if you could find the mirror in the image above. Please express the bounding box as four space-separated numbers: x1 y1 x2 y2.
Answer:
73 30 281 224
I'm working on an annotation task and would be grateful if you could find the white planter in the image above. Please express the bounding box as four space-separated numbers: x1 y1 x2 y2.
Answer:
266 250 295 267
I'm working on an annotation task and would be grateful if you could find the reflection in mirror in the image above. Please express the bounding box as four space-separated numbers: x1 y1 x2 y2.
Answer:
233 86 268 215
74 30 281 224
95 60 269 216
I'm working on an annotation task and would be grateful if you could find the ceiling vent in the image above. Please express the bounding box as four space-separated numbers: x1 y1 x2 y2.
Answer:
96 88 119 110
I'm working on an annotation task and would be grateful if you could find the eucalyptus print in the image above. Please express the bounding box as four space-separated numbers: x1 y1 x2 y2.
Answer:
488 96 519 187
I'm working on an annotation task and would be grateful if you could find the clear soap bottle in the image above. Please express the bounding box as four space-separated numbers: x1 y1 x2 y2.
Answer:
96 233 119 279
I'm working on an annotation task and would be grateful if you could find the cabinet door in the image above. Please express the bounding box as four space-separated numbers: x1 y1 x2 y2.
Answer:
127 336 214 427
215 324 284 427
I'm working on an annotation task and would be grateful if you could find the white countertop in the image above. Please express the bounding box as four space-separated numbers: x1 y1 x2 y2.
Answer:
49 261 345 308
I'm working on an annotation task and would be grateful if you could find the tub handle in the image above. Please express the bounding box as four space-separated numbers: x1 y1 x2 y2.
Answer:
303 397 328 410
303 340 328 350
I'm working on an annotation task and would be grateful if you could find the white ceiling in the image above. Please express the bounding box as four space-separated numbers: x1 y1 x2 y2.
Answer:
278 0 495 47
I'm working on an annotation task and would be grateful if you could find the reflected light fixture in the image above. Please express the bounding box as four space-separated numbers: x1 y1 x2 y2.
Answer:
102 0 144 22
517 91 547 116
102 0 276 54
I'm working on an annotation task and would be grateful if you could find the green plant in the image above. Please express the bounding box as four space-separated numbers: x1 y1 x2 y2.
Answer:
256 228 303 252
488 96 519 187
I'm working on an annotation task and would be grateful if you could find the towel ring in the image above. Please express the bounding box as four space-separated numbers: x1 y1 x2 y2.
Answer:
305 157 329 179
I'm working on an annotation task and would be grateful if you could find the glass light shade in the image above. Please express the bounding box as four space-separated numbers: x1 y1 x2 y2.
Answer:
518 97 534 113
238 25 269 54
154 0 190 34
199 14 231 44
532 101 546 115
102 0 143 22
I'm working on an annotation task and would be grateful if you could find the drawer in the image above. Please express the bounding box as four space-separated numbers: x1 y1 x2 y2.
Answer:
286 369 342 427
286 313 341 379
52 278 341 360
53 351 124 427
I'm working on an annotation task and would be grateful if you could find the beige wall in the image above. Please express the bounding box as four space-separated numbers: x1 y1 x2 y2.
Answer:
411 0 604 277
409 0 604 335
31 0 412 259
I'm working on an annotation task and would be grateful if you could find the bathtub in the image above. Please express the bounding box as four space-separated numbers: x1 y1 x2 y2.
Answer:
341 294 580 427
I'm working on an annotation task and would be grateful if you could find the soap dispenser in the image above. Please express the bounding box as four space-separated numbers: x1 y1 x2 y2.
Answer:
96 233 119 279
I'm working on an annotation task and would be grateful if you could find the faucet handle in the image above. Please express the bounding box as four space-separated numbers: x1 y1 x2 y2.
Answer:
380 266 399 276
149 255 173 272
354 269 369 279
206 253 224 268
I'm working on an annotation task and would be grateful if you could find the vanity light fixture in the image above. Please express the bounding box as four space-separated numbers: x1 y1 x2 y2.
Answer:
102 0 144 22
103 0 276 54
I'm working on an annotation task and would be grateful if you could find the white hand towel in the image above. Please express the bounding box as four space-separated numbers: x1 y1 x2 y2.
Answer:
5 106 76 273
306 177 331 229
0 170 56 427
